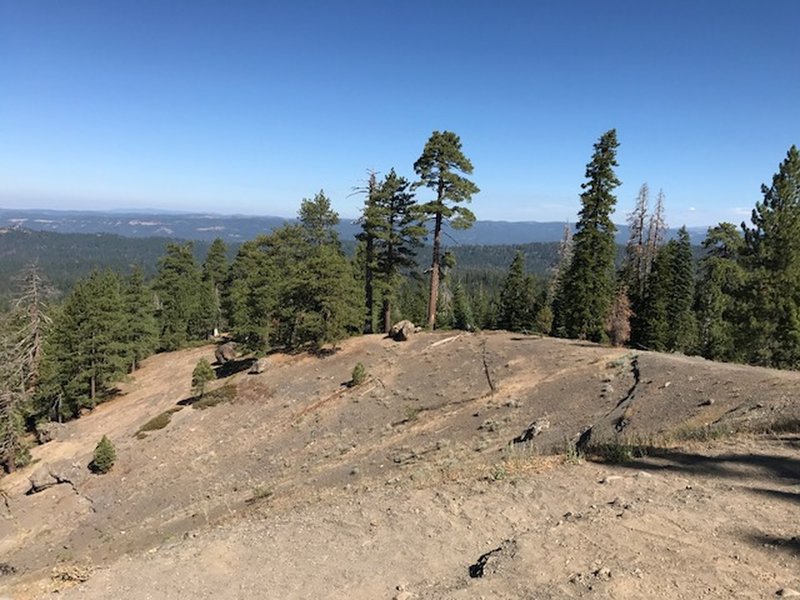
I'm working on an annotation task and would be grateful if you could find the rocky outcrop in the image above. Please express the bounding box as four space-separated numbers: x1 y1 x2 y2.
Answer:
390 320 416 342
214 342 236 364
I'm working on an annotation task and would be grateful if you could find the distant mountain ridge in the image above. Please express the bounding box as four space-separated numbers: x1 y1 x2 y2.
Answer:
0 208 709 245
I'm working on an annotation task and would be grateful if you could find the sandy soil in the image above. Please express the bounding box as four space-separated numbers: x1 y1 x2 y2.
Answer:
1 332 798 599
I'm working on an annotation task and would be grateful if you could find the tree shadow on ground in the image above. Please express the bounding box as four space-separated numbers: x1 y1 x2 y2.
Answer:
743 533 800 557
213 358 256 379
606 437 800 485
599 437 800 556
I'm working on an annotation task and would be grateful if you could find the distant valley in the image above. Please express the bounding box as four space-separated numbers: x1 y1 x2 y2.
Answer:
0 207 708 245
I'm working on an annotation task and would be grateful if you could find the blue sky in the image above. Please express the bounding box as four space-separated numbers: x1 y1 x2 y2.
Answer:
1 1 798 227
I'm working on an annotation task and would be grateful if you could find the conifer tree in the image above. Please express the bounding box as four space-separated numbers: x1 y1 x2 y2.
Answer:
299 190 340 247
39 271 128 416
498 252 535 332
191 358 215 398
203 238 228 335
89 435 116 474
0 264 52 471
555 129 621 341
367 169 425 333
694 223 745 361
123 266 157 372
740 145 800 367
356 171 380 334
413 131 480 329
154 243 205 350
451 279 474 331
223 239 276 350
666 227 697 351
605 284 633 347
636 227 696 352
624 183 650 297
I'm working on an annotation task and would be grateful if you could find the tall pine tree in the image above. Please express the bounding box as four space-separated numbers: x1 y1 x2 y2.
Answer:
694 223 745 361
413 131 480 329
498 252 535 332
555 129 621 341
740 145 800 367
369 169 425 333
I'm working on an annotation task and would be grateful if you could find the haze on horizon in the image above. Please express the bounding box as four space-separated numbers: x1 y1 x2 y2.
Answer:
1 1 797 229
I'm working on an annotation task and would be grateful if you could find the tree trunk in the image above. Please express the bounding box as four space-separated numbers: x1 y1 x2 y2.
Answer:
382 298 392 334
427 211 443 329
364 235 374 334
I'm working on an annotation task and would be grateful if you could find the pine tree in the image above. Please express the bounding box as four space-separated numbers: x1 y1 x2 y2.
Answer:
0 264 52 472
605 284 633 347
665 226 697 351
413 131 480 329
694 223 745 361
451 279 474 331
549 224 574 336
299 190 340 247
368 169 425 333
555 129 621 341
498 252 535 332
123 266 157 372
154 243 205 350
89 435 116 474
202 238 228 335
223 239 276 350
637 227 696 352
38 271 129 417
191 358 215 398
355 171 380 334
289 243 360 349
740 145 800 367
624 183 650 297
645 189 668 274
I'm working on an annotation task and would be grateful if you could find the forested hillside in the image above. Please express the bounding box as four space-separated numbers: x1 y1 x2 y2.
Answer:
0 228 211 301
1 130 798 480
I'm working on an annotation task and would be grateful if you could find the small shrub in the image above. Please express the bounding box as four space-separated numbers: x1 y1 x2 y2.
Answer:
564 438 583 465
403 406 420 422
89 435 116 474
191 384 237 410
586 439 648 463
246 486 273 504
350 362 367 387
136 407 182 436
191 358 216 398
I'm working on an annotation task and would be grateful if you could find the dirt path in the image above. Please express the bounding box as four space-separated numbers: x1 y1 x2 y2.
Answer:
51 436 800 600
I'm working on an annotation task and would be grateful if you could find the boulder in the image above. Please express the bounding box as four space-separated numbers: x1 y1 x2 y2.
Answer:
214 342 236 364
390 320 416 342
35 421 67 444
27 461 86 495
249 358 267 375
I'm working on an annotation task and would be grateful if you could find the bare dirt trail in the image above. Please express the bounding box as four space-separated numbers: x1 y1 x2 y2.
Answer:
1 331 799 599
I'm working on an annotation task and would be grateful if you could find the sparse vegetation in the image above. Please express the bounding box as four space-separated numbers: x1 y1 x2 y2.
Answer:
350 362 367 387
191 384 237 410
89 435 116 474
582 436 652 464
246 486 273 504
136 407 182 436
191 358 215 398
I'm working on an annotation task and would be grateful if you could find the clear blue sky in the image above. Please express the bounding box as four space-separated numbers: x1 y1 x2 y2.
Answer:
1 1 798 228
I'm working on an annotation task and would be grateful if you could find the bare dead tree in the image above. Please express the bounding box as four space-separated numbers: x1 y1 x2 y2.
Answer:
0 264 53 472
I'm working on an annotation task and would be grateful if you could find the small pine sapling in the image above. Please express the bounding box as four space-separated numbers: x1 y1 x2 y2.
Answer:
90 435 116 474
192 358 215 398
350 362 367 387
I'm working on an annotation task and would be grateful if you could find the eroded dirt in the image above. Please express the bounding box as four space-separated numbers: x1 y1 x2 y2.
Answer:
1 332 798 599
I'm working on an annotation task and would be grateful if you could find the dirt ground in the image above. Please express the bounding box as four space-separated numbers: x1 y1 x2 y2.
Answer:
1 332 798 599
